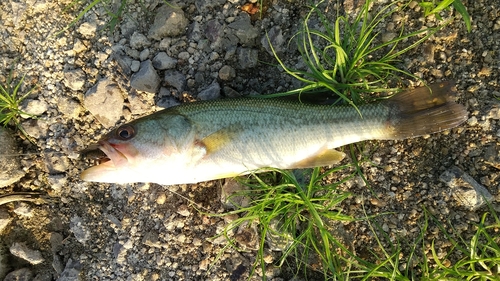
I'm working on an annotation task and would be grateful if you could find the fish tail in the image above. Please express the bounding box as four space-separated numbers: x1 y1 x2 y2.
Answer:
386 81 468 139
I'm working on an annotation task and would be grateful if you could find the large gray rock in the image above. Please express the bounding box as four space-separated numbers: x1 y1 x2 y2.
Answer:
83 78 124 127
148 5 188 40
0 127 25 188
130 60 160 93
439 166 495 210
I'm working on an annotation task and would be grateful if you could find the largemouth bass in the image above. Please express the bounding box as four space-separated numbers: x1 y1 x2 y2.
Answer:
81 82 467 185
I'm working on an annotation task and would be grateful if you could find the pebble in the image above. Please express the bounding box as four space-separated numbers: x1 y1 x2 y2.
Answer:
83 78 124 127
0 210 12 233
261 26 285 55
63 69 86 91
57 97 83 119
77 22 97 38
9 242 45 265
237 48 258 69
204 19 224 43
220 179 251 209
70 215 90 244
197 80 221 100
57 259 83 281
148 5 188 40
130 32 151 49
19 98 49 117
228 13 259 46
164 70 187 92
130 60 161 93
152 52 177 70
13 202 34 217
50 232 64 253
218 65 235 81
0 127 25 188
3 268 33 281
439 166 494 210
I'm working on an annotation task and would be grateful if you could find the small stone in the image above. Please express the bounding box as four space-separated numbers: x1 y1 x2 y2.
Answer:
0 127 25 187
84 78 124 127
218 65 235 81
57 259 83 281
156 95 180 109
204 19 224 43
3 268 33 281
13 202 33 217
176 205 190 217
237 48 258 69
50 232 64 253
152 52 177 70
70 215 90 244
381 32 397 43
223 86 241 98
197 80 221 100
77 22 97 38
439 166 494 210
142 232 162 248
261 26 285 55
57 97 83 119
130 60 141 72
156 193 167 205
164 70 186 92
63 69 86 91
130 32 151 49
139 49 150 61
0 210 12 233
148 5 188 40
228 13 259 46
235 223 259 250
19 99 49 118
265 218 293 251
9 243 44 265
130 60 160 93
221 179 251 209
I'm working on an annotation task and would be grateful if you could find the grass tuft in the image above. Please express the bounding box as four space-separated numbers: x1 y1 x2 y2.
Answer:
0 68 37 138
212 165 361 279
266 0 447 110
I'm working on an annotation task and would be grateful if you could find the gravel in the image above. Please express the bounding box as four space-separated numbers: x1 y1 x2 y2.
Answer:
0 0 499 280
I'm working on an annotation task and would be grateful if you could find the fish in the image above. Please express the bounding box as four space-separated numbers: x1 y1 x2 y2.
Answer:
80 82 467 185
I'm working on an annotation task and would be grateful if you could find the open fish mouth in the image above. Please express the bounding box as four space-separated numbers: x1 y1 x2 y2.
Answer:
80 143 110 163
80 141 132 182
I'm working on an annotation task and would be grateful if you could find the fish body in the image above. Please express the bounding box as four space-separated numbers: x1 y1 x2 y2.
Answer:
81 82 467 185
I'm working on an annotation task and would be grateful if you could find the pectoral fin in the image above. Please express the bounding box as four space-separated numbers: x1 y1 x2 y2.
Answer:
290 149 346 169
198 126 242 155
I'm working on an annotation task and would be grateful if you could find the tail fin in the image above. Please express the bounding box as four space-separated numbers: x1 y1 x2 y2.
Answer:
386 81 468 139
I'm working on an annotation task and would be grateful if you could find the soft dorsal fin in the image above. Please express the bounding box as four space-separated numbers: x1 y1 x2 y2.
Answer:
290 149 346 169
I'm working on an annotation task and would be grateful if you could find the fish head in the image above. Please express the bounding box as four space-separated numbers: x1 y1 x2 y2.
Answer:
80 113 198 184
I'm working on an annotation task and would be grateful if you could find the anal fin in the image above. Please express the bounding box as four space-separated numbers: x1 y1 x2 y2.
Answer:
290 149 346 169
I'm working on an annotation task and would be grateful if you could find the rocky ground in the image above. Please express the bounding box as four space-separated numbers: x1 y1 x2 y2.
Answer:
0 0 499 280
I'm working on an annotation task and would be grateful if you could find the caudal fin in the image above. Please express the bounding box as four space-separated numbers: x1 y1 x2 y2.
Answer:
386 81 468 139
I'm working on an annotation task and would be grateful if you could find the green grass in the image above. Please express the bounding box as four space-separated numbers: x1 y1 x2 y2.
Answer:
0 69 37 137
419 0 471 32
265 0 448 109
56 0 128 36
214 165 359 280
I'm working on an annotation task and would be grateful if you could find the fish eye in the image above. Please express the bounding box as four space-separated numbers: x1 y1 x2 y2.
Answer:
116 124 136 140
